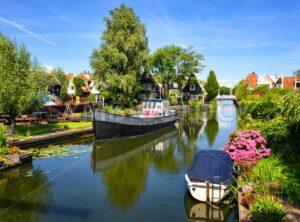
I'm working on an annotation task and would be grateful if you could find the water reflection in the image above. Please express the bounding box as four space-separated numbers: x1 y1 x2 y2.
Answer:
92 127 177 210
0 101 238 221
0 163 53 222
184 191 232 221
204 111 219 146
178 112 203 146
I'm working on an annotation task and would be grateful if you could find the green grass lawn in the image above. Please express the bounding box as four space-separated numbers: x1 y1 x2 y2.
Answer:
13 122 92 137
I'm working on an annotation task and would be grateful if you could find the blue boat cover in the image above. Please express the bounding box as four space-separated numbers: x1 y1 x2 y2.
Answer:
186 150 235 185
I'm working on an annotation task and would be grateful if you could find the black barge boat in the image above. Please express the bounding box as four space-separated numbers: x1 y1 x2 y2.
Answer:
93 99 178 141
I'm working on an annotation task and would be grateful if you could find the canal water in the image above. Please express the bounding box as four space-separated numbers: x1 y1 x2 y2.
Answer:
0 100 237 222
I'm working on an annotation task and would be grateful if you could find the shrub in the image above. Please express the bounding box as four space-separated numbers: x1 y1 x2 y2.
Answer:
170 96 177 105
280 91 300 122
243 117 300 160
249 195 286 222
189 100 201 110
88 93 96 103
0 126 6 147
0 146 9 155
224 130 271 167
240 98 280 120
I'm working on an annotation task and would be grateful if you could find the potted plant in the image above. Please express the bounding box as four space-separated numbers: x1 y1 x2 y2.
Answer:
5 146 20 164
7 146 32 163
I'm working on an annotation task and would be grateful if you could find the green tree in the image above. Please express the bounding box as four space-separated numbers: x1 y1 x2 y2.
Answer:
73 77 85 96
0 34 34 133
51 68 69 101
178 46 204 78
234 80 249 101
149 45 181 97
293 70 300 77
219 86 230 95
176 47 204 94
90 4 149 106
150 45 204 98
30 68 49 112
204 70 219 101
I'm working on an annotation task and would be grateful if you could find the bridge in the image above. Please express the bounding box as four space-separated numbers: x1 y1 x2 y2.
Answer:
216 95 236 100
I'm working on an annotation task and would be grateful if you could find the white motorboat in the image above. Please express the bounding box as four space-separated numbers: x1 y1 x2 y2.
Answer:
185 150 236 203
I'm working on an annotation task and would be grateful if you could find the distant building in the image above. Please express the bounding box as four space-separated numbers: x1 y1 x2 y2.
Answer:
244 72 258 88
244 72 300 91
183 74 203 101
138 72 160 100
281 76 300 90
66 72 99 103
168 82 181 98
257 75 277 88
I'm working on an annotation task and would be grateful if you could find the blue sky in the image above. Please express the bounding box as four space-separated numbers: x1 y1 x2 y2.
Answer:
1 0 300 86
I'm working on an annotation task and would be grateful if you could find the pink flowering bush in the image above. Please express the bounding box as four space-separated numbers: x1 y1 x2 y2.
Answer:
224 130 271 167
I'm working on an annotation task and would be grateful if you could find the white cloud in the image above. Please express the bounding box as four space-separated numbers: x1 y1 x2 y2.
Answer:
0 16 56 46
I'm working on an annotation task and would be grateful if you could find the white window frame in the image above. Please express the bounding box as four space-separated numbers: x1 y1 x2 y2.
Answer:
190 84 196 91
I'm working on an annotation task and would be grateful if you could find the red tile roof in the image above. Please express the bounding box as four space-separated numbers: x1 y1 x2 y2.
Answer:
66 74 74 80
244 72 257 88
80 72 92 81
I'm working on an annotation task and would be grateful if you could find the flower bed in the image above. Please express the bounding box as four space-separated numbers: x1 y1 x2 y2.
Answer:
224 130 287 221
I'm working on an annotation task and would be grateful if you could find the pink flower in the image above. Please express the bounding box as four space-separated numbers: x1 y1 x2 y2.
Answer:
224 130 271 167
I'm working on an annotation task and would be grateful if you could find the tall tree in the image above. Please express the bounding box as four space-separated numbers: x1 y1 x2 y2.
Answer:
0 34 34 133
73 77 85 96
219 86 231 95
150 45 204 98
90 4 149 105
204 70 219 101
149 45 181 97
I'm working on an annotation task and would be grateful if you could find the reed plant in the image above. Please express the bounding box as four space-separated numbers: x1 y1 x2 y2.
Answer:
249 195 286 222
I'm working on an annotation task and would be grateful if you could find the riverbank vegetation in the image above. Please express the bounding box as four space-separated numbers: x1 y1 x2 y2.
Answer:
6 122 92 139
233 83 300 220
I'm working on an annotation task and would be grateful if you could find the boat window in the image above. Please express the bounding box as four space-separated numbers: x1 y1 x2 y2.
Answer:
143 102 147 108
157 104 162 110
152 102 156 109
147 102 152 109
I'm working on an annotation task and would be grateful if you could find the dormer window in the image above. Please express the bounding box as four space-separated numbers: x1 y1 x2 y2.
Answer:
190 84 195 91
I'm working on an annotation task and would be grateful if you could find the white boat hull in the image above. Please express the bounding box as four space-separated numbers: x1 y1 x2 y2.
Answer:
185 174 230 203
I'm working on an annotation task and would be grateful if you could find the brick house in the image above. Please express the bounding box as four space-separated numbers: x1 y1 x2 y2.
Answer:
244 72 258 88
281 76 300 90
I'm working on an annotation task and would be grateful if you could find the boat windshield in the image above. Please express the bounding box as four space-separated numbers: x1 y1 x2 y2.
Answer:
143 101 157 109
152 102 156 109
